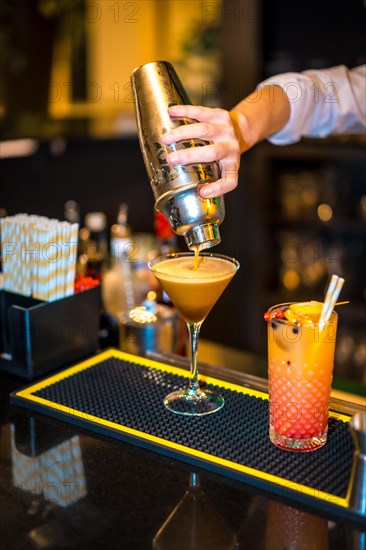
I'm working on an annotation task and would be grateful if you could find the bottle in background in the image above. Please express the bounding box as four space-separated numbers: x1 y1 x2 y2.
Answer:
102 203 136 320
64 200 85 275
154 210 178 255
110 203 132 262
153 210 178 306
64 200 80 225
83 212 108 280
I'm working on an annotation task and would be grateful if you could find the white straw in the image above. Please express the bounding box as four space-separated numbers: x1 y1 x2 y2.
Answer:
319 275 345 329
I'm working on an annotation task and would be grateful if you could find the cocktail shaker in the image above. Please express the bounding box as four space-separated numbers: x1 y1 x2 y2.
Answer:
131 61 225 251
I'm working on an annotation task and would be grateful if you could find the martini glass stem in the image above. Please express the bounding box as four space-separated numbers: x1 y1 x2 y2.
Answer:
186 322 203 397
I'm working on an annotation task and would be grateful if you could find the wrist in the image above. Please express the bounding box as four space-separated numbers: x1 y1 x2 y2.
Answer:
231 85 291 149
229 109 255 154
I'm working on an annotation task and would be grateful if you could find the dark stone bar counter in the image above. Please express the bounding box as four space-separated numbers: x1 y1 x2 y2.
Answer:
0 350 365 550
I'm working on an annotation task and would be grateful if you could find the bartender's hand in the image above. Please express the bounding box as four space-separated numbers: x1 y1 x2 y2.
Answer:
160 105 246 198
160 86 290 198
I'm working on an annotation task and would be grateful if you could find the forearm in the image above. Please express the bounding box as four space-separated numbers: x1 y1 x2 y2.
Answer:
230 85 291 153
253 65 365 145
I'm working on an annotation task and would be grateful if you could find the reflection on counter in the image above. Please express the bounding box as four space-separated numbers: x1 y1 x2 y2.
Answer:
1 412 109 550
11 425 86 508
153 473 237 550
265 501 328 550
236 494 365 550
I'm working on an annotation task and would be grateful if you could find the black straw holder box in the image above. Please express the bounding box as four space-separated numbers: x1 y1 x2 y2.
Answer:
0 287 101 379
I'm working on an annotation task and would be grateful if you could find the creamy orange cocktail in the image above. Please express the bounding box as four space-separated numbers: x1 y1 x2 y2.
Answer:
151 255 237 324
266 301 338 451
149 252 239 416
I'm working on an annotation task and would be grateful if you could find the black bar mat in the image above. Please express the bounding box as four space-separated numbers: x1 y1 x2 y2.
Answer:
10 349 361 522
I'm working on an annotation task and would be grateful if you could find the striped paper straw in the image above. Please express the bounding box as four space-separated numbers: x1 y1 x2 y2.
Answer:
20 215 32 296
0 217 10 291
1 214 79 300
5 217 15 293
32 220 40 299
30 216 39 298
45 220 57 301
8 217 18 293
65 223 79 297
38 223 49 301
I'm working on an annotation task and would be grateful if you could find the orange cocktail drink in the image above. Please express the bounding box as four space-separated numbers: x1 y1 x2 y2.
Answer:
266 301 338 451
151 254 236 324
149 252 239 416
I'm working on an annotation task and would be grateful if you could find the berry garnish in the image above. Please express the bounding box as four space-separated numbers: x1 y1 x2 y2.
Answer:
74 275 100 293
264 308 286 321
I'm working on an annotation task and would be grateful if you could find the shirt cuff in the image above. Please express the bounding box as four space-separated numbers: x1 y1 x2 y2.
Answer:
258 74 306 145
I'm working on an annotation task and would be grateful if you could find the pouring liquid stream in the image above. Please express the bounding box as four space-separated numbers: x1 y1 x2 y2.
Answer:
193 247 200 271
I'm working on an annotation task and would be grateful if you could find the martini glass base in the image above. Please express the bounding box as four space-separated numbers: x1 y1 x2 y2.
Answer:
163 389 224 416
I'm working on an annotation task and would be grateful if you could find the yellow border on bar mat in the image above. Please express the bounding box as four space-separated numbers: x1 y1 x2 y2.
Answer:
12 348 356 518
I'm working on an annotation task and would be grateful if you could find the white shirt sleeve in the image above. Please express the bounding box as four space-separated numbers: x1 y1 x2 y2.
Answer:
259 65 366 145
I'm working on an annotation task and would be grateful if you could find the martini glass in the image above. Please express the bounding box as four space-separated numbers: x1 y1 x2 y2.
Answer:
148 252 239 415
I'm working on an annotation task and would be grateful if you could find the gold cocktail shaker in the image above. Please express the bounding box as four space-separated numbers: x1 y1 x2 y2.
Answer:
131 61 225 251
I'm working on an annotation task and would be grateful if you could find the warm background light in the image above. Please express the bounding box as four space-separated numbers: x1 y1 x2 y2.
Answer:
49 0 217 134
317 203 333 222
